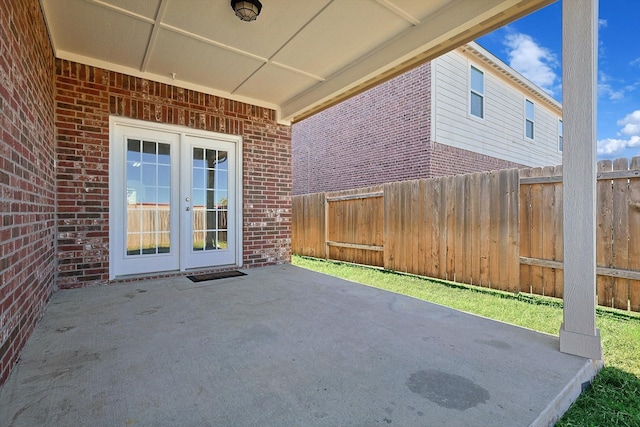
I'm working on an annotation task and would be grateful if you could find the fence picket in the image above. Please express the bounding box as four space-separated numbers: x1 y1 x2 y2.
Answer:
384 182 397 271
435 178 446 279
479 172 491 287
629 156 640 311
497 169 515 290
505 169 520 292
529 168 544 295
612 158 630 310
417 180 427 277
463 174 473 284
410 180 420 274
541 165 556 296
519 168 532 293
597 160 614 306
400 182 410 273
454 174 466 282
553 165 564 298
470 172 481 286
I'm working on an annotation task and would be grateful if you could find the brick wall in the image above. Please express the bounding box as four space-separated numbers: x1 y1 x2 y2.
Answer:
55 60 291 288
428 141 525 177
292 63 431 195
0 0 56 384
292 62 525 195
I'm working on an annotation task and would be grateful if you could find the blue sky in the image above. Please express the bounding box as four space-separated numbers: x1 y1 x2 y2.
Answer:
476 0 640 161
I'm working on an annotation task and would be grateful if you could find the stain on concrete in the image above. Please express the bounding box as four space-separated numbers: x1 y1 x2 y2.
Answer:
406 369 490 410
475 339 512 350
56 326 76 333
22 351 100 384
11 395 46 425
233 323 278 347
406 405 425 417
136 306 162 316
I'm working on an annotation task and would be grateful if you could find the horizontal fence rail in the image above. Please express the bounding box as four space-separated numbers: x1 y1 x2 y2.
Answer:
292 156 640 312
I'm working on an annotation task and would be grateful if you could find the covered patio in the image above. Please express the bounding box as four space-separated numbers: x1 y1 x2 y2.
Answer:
0 265 597 426
1 0 605 423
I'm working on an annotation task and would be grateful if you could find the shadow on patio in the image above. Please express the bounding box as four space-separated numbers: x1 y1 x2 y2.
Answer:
0 265 598 426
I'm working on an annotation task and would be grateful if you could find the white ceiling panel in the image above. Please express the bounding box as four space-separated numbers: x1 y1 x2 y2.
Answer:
42 0 153 69
382 0 454 23
162 0 332 60
234 64 320 106
271 1 411 79
95 0 162 20
145 28 265 93
40 0 555 123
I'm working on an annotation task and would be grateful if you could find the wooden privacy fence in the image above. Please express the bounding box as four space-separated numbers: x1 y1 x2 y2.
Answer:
292 157 640 312
126 206 228 252
519 158 640 311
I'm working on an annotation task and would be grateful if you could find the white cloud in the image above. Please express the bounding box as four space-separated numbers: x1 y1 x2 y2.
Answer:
617 110 640 135
630 57 640 67
503 33 559 96
598 72 626 101
597 110 640 155
620 123 640 135
597 136 640 155
624 81 640 92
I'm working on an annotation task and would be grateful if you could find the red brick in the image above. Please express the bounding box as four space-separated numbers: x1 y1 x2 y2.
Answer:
0 0 56 387
54 59 292 283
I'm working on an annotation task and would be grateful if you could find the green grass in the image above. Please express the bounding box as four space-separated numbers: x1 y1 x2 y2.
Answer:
292 255 640 426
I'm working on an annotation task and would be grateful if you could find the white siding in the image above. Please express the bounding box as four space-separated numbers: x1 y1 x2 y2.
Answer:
432 50 562 167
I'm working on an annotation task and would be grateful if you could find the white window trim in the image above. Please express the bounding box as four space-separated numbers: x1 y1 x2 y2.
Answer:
525 99 535 140
558 118 563 152
469 64 485 120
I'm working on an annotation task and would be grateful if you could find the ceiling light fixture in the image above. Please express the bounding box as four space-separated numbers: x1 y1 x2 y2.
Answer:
230 0 262 22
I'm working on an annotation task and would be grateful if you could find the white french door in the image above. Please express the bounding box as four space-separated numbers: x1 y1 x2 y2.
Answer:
109 118 242 278
180 135 236 269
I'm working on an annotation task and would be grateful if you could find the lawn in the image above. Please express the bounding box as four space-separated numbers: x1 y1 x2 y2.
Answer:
292 255 640 426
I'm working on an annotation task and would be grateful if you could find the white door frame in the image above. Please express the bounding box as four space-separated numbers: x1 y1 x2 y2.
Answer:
108 117 243 279
180 134 238 270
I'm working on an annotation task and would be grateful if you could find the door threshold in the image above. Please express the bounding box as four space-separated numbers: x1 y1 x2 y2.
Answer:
111 265 242 284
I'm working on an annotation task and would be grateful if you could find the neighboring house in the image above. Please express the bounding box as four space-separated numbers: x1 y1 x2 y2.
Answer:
293 42 563 195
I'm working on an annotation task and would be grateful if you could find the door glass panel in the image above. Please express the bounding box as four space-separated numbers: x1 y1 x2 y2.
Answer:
126 139 171 256
193 231 205 251
218 230 228 249
192 148 229 251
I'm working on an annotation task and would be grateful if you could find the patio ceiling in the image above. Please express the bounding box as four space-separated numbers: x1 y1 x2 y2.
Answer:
40 0 554 124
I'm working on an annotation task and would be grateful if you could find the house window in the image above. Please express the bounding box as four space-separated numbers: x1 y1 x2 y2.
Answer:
558 119 563 152
470 66 484 118
525 99 535 139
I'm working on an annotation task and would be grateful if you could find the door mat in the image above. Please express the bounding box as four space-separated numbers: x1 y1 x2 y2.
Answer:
186 271 246 283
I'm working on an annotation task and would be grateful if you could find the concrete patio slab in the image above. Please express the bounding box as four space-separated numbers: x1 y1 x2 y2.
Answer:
0 265 600 426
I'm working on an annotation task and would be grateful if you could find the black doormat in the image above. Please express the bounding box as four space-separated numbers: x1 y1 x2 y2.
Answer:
186 270 246 283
